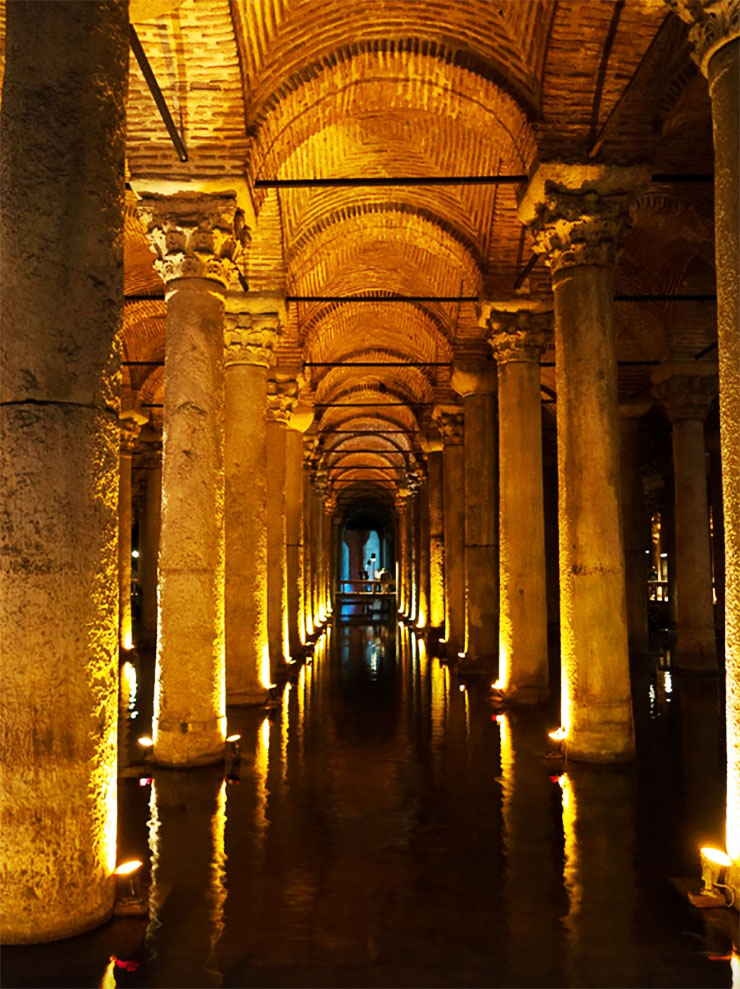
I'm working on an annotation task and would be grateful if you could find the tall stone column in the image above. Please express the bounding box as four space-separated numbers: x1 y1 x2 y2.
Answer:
422 430 446 631
451 362 499 672
286 403 313 658
668 0 740 874
619 401 652 656
519 162 650 762
652 366 718 669
0 1 127 943
223 307 280 702
118 414 145 652
140 454 162 649
302 440 318 638
140 193 241 766
434 409 466 658
417 475 431 629
487 310 549 702
266 378 298 672
396 492 411 618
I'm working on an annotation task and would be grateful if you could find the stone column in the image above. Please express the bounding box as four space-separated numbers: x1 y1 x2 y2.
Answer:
140 454 162 649
302 440 318 638
451 362 499 672
266 379 298 672
519 162 650 762
0 1 127 943
434 409 466 658
619 401 652 656
707 429 726 632
652 365 718 669
223 307 280 702
487 310 550 702
286 403 314 658
417 475 431 630
422 430 446 631
140 193 241 766
668 0 740 874
118 414 146 652
396 491 411 618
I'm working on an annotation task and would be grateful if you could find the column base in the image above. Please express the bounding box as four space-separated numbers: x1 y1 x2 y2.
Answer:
1 891 114 946
492 683 550 706
227 687 269 707
566 723 636 764
153 719 225 767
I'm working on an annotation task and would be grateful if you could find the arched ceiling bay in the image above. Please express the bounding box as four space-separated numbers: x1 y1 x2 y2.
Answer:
123 0 716 508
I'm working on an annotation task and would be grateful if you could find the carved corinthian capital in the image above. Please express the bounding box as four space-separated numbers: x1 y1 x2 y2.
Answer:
266 378 299 424
119 413 146 455
651 363 719 420
138 193 248 289
224 312 280 367
518 162 651 275
487 310 550 364
666 0 739 75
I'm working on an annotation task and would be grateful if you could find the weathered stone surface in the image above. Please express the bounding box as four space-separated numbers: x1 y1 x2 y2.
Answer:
0 0 126 943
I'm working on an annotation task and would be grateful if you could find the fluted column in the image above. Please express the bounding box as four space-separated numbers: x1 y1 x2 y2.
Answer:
652 366 718 669
668 0 740 877
287 403 314 657
0 0 127 943
519 162 650 761
266 379 297 672
223 307 280 702
422 429 446 630
451 362 498 672
118 413 145 652
140 194 242 765
435 409 466 658
619 400 652 656
140 453 162 649
487 310 549 702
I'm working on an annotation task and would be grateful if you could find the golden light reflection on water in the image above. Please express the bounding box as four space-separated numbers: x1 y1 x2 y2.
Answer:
281 684 291 784
559 773 581 943
146 779 162 945
206 781 228 980
430 659 448 754
120 661 137 713
254 717 271 854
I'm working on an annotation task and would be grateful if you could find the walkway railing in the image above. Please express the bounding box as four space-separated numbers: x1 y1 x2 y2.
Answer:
336 579 396 599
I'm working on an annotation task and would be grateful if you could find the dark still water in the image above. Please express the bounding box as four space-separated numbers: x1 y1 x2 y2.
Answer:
3 624 733 988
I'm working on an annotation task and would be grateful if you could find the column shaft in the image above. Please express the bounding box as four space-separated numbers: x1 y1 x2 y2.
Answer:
140 460 161 648
673 417 717 666
286 428 305 658
0 0 127 942
708 35 740 867
118 445 135 652
225 360 270 701
266 417 289 669
417 481 431 629
156 280 226 763
462 391 498 669
428 450 446 629
553 263 633 759
619 415 650 655
439 421 466 657
495 351 548 700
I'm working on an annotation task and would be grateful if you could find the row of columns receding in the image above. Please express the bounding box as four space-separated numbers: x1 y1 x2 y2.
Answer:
0 0 737 946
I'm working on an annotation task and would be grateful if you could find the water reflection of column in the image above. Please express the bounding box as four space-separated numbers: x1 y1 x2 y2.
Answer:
254 717 271 861
497 712 562 984
430 658 449 765
560 768 638 987
145 772 228 987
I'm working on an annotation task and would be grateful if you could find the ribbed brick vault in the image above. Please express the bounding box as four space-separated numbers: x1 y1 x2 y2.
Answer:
122 0 715 511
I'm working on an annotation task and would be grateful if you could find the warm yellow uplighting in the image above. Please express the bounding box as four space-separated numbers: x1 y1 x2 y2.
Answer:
548 727 567 742
491 679 504 691
457 651 466 659
731 951 739 989
226 734 241 743
120 661 137 711
700 846 732 867
138 735 154 747
122 631 134 652
458 684 466 692
100 956 116 989
260 643 274 691
114 859 143 877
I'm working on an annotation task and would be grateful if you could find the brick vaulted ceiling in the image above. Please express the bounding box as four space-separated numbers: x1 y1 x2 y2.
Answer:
122 0 715 509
